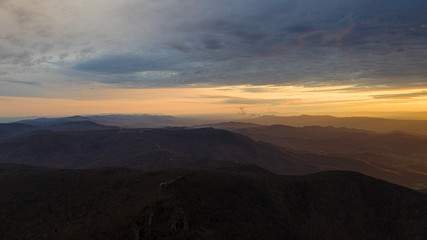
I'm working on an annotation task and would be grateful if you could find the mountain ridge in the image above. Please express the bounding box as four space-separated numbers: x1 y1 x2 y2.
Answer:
0 127 425 190
1 165 425 240
247 115 427 135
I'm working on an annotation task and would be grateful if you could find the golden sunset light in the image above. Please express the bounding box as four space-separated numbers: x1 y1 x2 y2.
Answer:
2 85 427 119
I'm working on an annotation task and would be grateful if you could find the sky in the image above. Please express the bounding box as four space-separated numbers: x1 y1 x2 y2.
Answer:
0 0 427 119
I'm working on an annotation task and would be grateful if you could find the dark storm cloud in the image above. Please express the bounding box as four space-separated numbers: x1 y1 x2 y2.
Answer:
71 0 427 88
74 55 175 74
284 24 316 34
202 39 223 50
196 19 268 44
168 42 192 53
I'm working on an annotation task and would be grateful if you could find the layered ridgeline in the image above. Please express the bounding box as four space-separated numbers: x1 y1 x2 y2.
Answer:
17 114 185 128
199 122 427 191
1 116 427 190
0 114 187 140
246 115 427 136
0 127 337 174
0 165 425 240
0 121 117 140
2 126 426 190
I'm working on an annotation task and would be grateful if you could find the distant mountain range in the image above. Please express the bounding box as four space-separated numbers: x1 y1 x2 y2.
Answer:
18 114 186 128
247 115 427 135
1 165 425 240
5 113 427 135
7 114 427 135
0 114 187 140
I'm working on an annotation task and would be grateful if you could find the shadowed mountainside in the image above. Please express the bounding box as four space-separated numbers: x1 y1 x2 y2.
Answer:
0 121 117 140
0 127 425 189
0 165 425 240
43 121 118 132
0 128 324 175
0 123 39 140
234 124 427 156
200 123 427 190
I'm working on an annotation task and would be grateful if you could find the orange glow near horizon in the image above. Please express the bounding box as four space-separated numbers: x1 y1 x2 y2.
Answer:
2 85 427 119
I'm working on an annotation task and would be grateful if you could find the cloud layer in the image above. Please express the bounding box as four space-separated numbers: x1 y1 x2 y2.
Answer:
0 0 426 96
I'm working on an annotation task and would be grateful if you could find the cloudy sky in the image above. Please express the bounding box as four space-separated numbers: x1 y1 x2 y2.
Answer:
1 0 427 118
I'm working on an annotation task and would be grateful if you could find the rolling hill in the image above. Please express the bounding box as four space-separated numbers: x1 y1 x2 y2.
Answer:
0 128 323 174
0 121 117 140
0 127 425 189
0 123 39 140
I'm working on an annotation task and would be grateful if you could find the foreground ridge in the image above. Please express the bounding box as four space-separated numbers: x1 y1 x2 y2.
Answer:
1 165 425 240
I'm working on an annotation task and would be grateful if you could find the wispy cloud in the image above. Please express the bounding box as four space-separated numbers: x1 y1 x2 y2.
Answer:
198 95 291 105
222 97 287 105
239 87 281 93
1 80 40 86
373 91 427 99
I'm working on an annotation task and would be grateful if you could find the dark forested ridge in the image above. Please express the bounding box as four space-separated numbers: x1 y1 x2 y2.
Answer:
0 165 425 240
